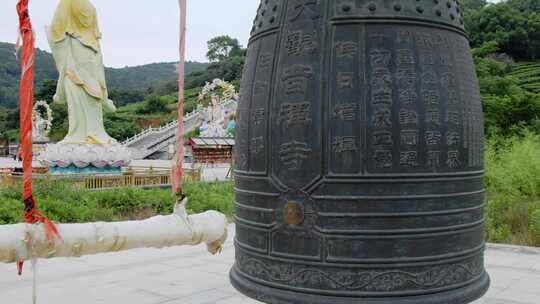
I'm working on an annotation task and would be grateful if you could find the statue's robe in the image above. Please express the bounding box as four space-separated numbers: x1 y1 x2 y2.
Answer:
48 0 116 144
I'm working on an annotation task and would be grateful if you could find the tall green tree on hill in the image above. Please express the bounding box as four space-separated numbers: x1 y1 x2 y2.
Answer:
206 36 244 62
465 1 540 60
186 36 246 89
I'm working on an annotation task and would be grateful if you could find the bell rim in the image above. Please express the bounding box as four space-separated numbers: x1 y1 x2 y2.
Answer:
230 266 490 304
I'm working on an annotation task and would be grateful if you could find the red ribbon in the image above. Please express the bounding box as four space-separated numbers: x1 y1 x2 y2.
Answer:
16 0 60 276
172 0 187 196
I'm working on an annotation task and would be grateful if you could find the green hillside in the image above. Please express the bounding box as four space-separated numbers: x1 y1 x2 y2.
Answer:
509 62 540 94
0 42 57 108
0 42 208 109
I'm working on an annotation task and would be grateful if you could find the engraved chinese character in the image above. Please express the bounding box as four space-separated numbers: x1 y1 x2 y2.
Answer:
333 103 357 121
337 72 354 89
446 131 460 146
426 151 441 168
419 51 435 65
396 49 415 65
291 0 319 21
434 34 449 47
251 137 265 154
259 53 273 68
282 65 314 95
416 33 435 48
373 109 392 128
425 110 441 125
422 90 440 106
400 151 419 167
421 71 438 85
251 108 266 125
401 130 418 145
286 31 303 55
449 90 459 105
373 131 393 146
333 136 357 153
447 151 461 168
302 31 317 53
279 141 312 170
372 90 392 105
374 150 393 168
399 109 418 125
396 68 416 88
397 30 413 44
280 102 311 126
371 68 392 89
440 54 453 66
446 111 460 125
441 72 456 87
370 48 392 67
335 41 358 58
425 131 442 145
287 31 317 55
399 89 418 104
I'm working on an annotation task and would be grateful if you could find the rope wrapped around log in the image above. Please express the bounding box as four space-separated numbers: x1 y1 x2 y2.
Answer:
0 198 228 263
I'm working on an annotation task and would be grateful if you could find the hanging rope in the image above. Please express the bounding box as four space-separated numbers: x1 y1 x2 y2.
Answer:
172 0 187 197
16 0 60 276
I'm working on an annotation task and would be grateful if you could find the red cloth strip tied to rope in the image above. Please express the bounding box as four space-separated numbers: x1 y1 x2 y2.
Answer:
171 0 187 196
16 0 60 276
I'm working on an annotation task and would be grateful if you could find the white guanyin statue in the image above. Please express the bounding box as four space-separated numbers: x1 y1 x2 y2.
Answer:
197 79 237 138
32 100 52 143
39 0 131 171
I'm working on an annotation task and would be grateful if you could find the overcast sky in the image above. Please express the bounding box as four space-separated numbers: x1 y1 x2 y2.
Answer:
0 0 259 68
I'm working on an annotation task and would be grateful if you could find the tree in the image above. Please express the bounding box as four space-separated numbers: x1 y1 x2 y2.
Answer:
0 107 19 138
137 94 169 114
462 0 487 12
35 79 57 102
206 36 244 62
465 2 540 60
507 0 540 13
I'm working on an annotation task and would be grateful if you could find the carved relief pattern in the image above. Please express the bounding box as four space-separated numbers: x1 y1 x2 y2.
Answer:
236 251 484 292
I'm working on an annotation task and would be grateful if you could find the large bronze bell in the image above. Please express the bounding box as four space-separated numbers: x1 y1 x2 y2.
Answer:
230 0 489 303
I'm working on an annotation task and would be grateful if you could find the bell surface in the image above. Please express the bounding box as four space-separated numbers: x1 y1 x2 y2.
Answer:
230 0 489 303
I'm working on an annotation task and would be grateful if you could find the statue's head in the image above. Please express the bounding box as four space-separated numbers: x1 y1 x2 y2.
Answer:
51 0 100 51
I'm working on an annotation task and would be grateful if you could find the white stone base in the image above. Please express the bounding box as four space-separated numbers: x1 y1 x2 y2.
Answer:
38 143 132 168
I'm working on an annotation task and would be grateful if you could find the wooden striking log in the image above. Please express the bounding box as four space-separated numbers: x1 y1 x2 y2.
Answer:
0 198 228 264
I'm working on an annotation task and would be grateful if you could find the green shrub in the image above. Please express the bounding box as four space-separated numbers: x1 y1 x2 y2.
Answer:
485 132 540 246
486 131 540 197
0 181 234 225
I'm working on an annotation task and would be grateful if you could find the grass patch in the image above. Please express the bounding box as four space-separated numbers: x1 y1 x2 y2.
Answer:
485 131 540 246
0 181 234 225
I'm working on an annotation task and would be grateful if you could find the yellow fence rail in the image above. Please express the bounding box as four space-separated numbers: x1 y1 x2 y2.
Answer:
0 168 201 191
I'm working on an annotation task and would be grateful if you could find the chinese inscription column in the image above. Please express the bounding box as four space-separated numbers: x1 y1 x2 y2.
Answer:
272 0 323 189
328 22 363 175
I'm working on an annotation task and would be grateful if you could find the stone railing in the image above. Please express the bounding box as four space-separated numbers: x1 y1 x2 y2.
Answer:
124 100 238 159
0 168 201 191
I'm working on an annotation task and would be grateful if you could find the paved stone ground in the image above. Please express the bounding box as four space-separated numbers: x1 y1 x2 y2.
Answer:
1 225 539 304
